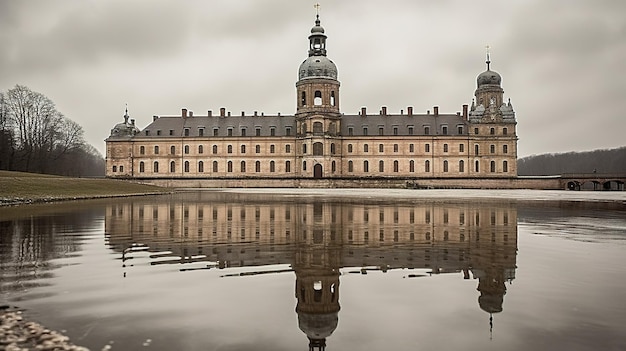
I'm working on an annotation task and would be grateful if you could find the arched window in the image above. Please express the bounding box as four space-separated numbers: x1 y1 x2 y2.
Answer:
198 145 203 154
285 161 291 173
379 160 384 172
227 161 233 172
139 161 145 173
393 160 399 172
490 160 496 172
331 161 336 173
364 144 369 153
170 145 176 154
212 145 218 154
270 145 275 153
184 145 189 154
184 161 190 172
503 160 508 173
490 145 495 154
490 128 495 135
503 145 508 154
409 160 415 172
443 160 449 172
255 161 261 172
170 161 175 173
119 166 123 172
140 146 145 155
154 146 159 154
256 145 261 153
198 161 204 173
443 144 448 153
227 145 233 154
303 161 307 171
379 144 384 152
475 160 480 172
348 161 354 172
270 161 275 173
330 143 336 154
313 142 324 156
153 161 159 173
474 144 479 155
348 144 353 153
313 121 323 135
303 144 307 154
330 91 336 106
314 90 322 105
459 160 465 173
301 91 306 106
286 144 291 153
241 161 246 173
364 160 369 173
213 161 218 172
425 160 430 172
301 123 307 135
503 127 508 135
112 165 117 172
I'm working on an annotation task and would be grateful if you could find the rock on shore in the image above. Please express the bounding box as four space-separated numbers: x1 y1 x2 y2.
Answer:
0 307 89 351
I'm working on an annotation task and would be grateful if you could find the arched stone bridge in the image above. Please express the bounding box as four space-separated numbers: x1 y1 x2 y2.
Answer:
561 173 626 191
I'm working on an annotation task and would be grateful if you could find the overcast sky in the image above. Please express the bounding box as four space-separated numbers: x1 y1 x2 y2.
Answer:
1 0 624 158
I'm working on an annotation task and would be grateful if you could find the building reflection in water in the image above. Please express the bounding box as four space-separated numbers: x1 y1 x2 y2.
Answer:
105 193 517 350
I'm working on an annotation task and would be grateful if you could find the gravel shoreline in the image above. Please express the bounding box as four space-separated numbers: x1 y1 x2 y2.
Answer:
0 306 89 351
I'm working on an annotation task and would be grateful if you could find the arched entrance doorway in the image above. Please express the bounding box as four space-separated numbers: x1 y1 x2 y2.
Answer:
314 164 323 178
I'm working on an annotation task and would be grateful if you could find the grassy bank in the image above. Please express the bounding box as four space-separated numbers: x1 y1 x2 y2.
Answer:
0 170 169 205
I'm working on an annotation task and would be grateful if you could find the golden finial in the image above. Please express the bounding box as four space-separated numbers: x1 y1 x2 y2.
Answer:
485 44 491 70
314 3 321 17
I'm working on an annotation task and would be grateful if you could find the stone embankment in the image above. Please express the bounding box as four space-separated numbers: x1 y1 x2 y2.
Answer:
0 307 89 351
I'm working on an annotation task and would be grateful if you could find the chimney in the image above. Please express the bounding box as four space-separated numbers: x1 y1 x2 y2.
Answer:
427 110 430 115
278 112 281 116
208 110 212 117
220 107 226 117
361 107 367 117
254 111 258 116
433 106 439 116
153 115 159 121
182 108 188 118
189 111 193 117
381 106 387 115
241 111 245 116
130 119 135 125
407 106 413 116
462 104 468 120
227 111 231 116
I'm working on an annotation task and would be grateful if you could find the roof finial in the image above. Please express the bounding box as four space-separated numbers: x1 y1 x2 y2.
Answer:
485 45 491 71
124 103 129 123
314 3 321 18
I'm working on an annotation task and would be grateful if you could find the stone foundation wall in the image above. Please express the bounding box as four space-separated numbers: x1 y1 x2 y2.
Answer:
137 176 564 190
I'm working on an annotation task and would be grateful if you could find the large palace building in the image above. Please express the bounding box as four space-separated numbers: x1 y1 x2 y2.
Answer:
106 14 517 185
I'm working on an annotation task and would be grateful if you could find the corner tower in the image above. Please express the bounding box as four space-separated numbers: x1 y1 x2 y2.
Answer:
295 13 342 179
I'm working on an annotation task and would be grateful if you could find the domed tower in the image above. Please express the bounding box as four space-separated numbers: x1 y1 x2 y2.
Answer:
105 107 140 178
468 48 518 177
295 13 342 179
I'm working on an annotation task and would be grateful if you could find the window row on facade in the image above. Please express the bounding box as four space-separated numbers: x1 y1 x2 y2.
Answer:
111 159 510 174
137 142 510 156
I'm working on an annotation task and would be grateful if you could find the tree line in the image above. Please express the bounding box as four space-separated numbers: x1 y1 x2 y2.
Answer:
518 147 626 176
0 85 104 176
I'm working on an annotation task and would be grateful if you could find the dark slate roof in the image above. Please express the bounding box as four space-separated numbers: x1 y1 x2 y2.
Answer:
140 114 296 137
340 113 469 136
136 113 469 138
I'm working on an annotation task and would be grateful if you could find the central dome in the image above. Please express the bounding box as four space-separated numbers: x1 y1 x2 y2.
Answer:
477 69 502 87
298 56 338 80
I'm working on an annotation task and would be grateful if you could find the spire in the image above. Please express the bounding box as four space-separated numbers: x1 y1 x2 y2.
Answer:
123 103 129 124
308 6 327 57
485 45 491 71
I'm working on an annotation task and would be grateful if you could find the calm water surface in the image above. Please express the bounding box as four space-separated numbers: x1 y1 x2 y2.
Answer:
1 190 625 351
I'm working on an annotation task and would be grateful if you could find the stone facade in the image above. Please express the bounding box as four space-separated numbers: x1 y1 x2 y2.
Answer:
106 15 518 184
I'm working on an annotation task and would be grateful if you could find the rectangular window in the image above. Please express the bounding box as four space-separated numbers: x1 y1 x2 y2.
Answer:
442 126 448 135
184 128 190 136
213 128 219 136
459 144 464 152
241 128 246 136
285 127 291 136
198 128 204 136
256 145 261 153
270 128 276 136
408 126 414 135
145 130 150 136
443 144 448 153
378 127 384 136
393 144 398 152
474 127 479 135
228 128 233 136
458 126 463 134
424 126 430 135
393 127 398 135
286 144 291 153
363 127 368 136
270 145 275 153
348 127 354 136
256 128 261 136
169 130 174 136
409 144 414 152
156 130 161 136
425 144 430 152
